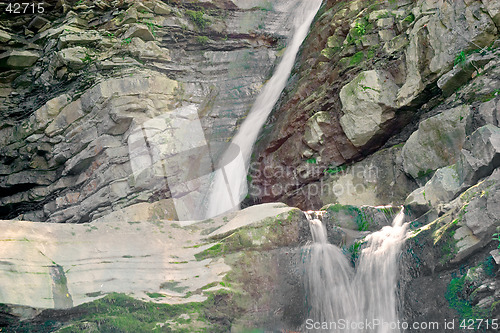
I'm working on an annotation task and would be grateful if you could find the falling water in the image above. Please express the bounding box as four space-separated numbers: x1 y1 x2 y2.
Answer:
204 0 323 219
303 209 408 332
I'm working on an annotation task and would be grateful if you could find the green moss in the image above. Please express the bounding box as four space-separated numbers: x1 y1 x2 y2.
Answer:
324 165 346 175
18 290 242 333
160 281 188 293
146 292 165 299
185 10 210 29
353 21 366 37
196 35 209 44
478 88 500 102
195 243 224 261
402 13 415 23
349 51 364 66
445 276 491 322
325 204 370 231
345 240 364 266
481 256 497 277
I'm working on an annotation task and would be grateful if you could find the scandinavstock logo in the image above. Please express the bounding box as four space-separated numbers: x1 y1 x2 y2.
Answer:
127 105 245 221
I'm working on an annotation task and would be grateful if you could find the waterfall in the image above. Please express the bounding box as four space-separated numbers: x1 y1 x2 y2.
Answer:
303 209 408 332
204 0 323 219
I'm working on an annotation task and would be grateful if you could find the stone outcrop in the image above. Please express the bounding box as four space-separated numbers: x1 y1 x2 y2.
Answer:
0 0 301 223
251 0 499 209
402 105 472 180
0 202 311 331
339 70 399 147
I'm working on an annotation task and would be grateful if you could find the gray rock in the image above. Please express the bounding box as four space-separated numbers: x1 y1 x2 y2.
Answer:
0 29 12 43
476 98 500 127
45 100 85 137
117 7 138 26
339 70 399 147
405 164 464 216
457 124 500 185
397 1 497 107
438 53 496 97
463 192 498 241
57 30 101 49
383 34 409 54
303 112 330 151
0 50 40 69
327 35 343 48
482 0 500 28
377 17 395 28
57 46 88 70
402 105 471 179
28 16 50 30
122 24 155 42
127 38 171 61
425 166 462 200
361 34 380 47
404 187 429 217
320 145 416 207
491 249 500 265
378 29 396 42
153 2 172 15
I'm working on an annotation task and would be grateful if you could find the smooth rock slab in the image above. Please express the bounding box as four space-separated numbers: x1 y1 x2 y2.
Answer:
0 202 299 309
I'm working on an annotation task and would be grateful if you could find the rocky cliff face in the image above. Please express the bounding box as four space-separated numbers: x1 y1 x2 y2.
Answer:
0 0 299 223
251 0 499 209
249 0 500 329
1 0 500 332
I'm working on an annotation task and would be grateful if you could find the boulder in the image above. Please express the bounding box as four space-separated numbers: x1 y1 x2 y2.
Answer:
122 24 155 42
404 187 429 217
402 105 471 180
405 165 464 217
153 2 172 15
0 50 40 69
45 100 85 137
457 124 500 185
303 112 330 151
339 70 399 147
482 0 500 28
475 98 500 127
437 53 496 97
128 37 171 61
463 189 499 241
0 29 12 43
57 46 88 70
320 145 416 207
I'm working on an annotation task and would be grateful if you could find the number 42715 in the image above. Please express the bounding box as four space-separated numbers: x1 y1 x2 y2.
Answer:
6 3 45 14
460 319 498 330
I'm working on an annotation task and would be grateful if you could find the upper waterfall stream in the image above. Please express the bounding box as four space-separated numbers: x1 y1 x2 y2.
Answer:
303 209 408 332
204 0 323 219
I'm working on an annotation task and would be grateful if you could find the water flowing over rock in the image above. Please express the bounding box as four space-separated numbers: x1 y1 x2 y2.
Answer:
204 0 323 219
303 209 408 332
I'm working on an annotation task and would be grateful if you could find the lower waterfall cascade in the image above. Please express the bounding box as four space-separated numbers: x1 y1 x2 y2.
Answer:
303 209 408 332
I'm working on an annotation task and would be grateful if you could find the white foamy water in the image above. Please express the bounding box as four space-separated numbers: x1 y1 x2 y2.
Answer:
204 0 323 219
303 209 408 332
